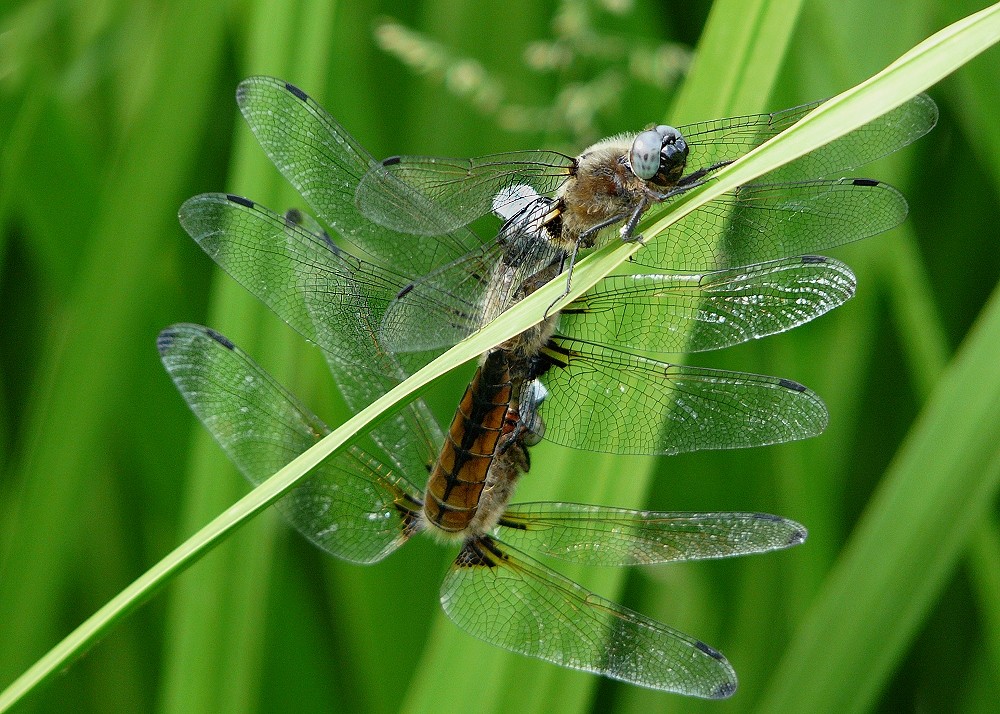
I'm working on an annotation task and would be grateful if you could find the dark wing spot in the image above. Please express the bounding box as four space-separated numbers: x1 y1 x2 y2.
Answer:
778 378 807 392
382 155 402 166
787 525 808 546
319 231 340 255
396 283 415 299
205 327 236 350
284 82 308 101
226 194 254 208
496 516 529 531
753 512 783 522
694 640 726 661
800 255 827 264
455 537 504 568
155 328 177 355
852 178 880 187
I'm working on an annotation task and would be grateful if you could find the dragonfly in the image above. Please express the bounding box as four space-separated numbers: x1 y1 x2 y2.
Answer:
174 75 943 460
164 77 932 692
227 77 936 357
159 315 808 697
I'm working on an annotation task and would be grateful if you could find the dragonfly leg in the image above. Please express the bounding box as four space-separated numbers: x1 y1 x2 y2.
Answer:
543 242 581 319
619 196 650 243
675 159 734 187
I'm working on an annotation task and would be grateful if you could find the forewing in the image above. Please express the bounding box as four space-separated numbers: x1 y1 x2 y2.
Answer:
157 324 422 564
179 193 404 365
356 151 574 235
235 76 482 276
636 177 907 271
537 337 828 455
178 193 444 468
679 93 937 181
440 537 737 697
559 256 856 354
498 504 806 566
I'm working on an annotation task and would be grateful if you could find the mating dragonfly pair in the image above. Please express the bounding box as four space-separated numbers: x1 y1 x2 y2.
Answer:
159 76 936 697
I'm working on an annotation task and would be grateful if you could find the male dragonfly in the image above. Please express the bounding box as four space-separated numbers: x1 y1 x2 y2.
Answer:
179 76 936 462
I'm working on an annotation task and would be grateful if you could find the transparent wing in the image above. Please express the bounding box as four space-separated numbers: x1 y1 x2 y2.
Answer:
356 94 936 240
635 177 908 271
677 93 937 182
157 324 423 564
235 75 483 276
559 256 856 354
356 151 574 235
441 537 736 697
537 337 828 455
178 193 445 470
179 193 405 366
379 225 564 353
498 504 806 566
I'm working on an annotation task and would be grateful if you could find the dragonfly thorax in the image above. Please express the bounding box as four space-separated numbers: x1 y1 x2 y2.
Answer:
556 132 687 250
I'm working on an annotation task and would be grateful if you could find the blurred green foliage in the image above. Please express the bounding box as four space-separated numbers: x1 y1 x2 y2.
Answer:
1 0 999 712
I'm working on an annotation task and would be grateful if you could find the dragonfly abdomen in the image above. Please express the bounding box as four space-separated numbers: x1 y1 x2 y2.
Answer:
424 351 518 538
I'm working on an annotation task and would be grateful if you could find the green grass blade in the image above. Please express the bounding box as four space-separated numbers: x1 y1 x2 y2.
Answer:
756 274 1000 713
403 0 805 710
0 0 229 705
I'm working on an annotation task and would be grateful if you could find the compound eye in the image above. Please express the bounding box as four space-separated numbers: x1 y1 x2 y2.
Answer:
629 130 662 180
655 124 682 142
655 124 688 160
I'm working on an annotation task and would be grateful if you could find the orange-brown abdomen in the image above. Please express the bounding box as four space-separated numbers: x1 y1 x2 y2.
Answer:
424 351 514 535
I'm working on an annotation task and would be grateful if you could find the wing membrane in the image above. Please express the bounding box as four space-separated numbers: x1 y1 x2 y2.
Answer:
356 151 574 235
178 193 445 468
235 76 483 276
379 231 563 353
157 324 422 564
538 337 828 455
179 193 403 365
559 256 856 354
678 93 937 182
636 178 908 271
441 537 736 697
498 503 806 566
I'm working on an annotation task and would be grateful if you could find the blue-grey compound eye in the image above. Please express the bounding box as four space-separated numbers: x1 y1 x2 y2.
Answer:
629 129 663 180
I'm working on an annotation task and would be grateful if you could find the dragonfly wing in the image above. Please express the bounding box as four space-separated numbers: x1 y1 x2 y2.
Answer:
356 150 574 235
498 503 806 566
379 231 564 353
235 76 482 276
537 337 828 455
559 256 856 354
179 193 402 364
635 177 907 272
281 210 447 471
377 243 500 353
158 324 422 564
180 193 445 473
678 93 937 181
441 537 737 697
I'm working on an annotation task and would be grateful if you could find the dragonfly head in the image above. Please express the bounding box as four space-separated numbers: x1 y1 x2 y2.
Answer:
629 125 689 187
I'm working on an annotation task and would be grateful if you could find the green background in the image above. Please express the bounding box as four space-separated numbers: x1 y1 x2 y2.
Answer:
1 0 999 712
